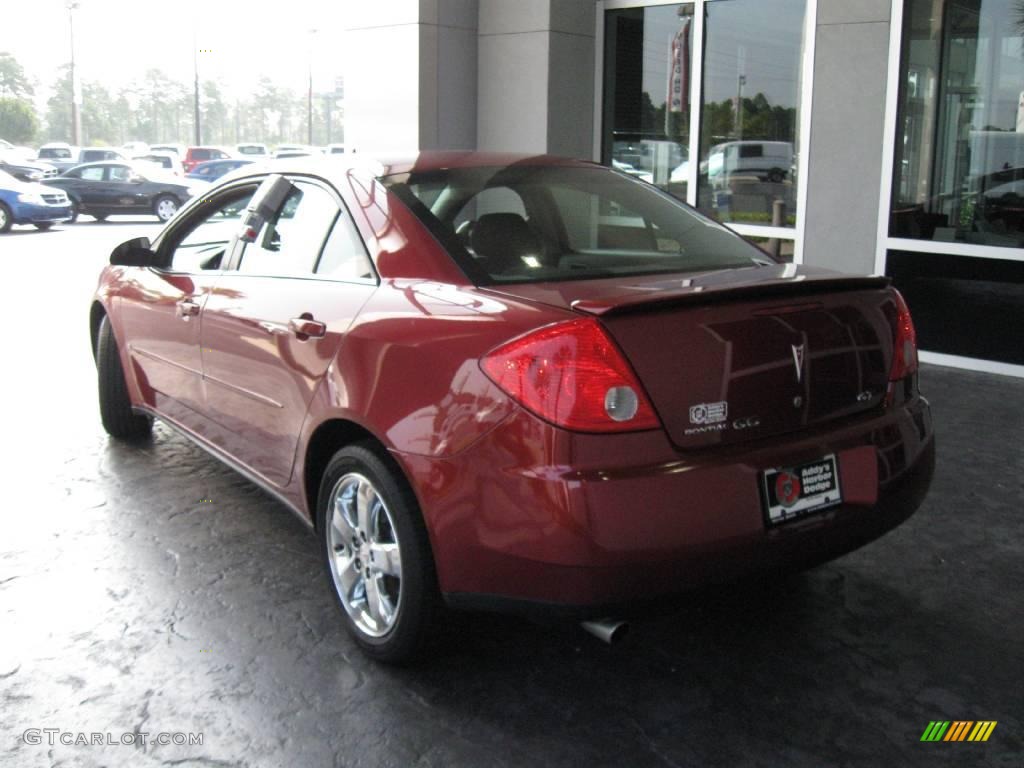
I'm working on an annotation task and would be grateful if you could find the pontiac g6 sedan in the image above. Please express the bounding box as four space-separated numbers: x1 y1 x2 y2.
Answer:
90 153 935 662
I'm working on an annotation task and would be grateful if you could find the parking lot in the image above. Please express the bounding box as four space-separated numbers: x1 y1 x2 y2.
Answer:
1 220 1021 767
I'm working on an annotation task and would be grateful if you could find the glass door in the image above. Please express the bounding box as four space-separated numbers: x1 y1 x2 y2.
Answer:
600 0 811 261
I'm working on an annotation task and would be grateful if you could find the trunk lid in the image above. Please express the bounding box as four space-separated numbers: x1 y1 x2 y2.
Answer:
486 265 898 449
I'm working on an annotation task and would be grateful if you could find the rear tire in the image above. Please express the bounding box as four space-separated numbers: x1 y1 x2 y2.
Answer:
34 222 53 231
93 214 108 222
0 202 11 233
317 444 438 663
96 315 153 440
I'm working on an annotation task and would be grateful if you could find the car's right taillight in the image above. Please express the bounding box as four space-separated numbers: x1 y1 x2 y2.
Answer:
888 289 918 382
480 318 661 433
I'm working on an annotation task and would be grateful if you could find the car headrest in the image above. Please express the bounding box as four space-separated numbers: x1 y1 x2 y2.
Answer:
469 213 541 273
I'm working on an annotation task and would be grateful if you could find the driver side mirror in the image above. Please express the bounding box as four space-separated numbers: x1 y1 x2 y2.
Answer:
110 237 160 267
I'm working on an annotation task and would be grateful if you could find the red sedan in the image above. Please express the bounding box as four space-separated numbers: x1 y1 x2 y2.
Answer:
90 153 934 662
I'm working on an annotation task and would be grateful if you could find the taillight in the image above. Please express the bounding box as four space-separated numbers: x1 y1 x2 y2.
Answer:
888 289 918 381
481 318 660 433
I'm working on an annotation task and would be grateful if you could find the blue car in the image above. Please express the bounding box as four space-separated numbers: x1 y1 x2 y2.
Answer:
0 169 73 232
185 158 255 182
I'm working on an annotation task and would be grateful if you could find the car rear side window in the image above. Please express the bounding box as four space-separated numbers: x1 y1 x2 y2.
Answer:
315 213 373 282
237 182 338 278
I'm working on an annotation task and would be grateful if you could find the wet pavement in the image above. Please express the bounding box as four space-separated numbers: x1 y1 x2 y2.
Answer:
1 220 1022 767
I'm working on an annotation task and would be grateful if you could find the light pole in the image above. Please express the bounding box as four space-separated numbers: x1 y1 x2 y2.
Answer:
66 0 81 145
193 30 201 145
308 28 318 146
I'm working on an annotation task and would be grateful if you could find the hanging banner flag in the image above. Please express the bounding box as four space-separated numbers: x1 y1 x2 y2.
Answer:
667 19 691 114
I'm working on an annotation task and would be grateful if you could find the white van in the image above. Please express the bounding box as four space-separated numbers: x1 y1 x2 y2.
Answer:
705 141 794 188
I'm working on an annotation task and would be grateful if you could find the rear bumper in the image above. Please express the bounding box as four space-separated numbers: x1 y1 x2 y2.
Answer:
395 396 934 615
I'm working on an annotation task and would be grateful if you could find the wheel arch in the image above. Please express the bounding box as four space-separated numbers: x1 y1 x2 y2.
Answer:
89 300 108 361
303 418 392 531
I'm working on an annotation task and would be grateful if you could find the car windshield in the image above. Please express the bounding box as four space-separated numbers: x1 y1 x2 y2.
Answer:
40 148 72 159
381 164 767 285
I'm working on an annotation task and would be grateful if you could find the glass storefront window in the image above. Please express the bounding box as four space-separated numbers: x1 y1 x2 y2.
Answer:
602 0 806 234
891 0 1024 248
697 0 805 229
602 4 695 199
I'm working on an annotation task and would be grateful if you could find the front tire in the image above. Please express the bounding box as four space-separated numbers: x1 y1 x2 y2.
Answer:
96 315 153 440
34 222 54 231
153 195 179 222
68 199 79 223
0 202 11 233
317 444 438 663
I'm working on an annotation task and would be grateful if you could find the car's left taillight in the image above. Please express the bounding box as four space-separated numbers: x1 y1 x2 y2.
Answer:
480 317 661 433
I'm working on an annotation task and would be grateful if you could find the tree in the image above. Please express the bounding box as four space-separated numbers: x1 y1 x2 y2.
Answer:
0 52 33 100
44 66 73 142
0 97 39 143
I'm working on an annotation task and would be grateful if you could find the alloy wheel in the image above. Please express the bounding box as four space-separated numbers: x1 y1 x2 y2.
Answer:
326 473 403 638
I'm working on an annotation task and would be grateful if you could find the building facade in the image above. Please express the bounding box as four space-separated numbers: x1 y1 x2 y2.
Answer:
343 0 1023 376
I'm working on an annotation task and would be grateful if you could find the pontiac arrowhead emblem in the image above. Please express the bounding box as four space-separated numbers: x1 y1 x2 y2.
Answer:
791 344 805 383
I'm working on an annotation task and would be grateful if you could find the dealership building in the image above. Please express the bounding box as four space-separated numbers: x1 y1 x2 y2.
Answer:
343 0 1023 376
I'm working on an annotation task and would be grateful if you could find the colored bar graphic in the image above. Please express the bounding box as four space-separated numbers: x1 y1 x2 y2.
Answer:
968 722 997 742
944 721 972 741
921 721 950 741
921 720 997 742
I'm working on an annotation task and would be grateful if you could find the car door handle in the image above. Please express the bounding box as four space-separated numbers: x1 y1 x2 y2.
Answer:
289 316 326 339
176 300 201 318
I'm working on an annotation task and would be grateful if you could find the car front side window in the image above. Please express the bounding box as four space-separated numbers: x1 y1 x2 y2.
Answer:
166 187 257 273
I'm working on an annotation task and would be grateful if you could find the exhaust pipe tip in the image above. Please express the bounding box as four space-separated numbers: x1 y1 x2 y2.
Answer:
580 618 630 645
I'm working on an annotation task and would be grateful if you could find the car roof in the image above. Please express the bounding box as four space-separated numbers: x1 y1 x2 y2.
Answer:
206 152 602 192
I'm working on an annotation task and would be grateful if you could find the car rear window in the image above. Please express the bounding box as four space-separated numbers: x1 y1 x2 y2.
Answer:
193 149 212 160
40 148 72 159
380 164 766 285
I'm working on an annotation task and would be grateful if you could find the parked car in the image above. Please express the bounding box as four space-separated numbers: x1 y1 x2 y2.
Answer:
183 146 234 173
274 144 319 159
0 168 73 232
236 143 269 158
185 158 255 181
36 142 80 173
150 143 186 157
122 141 149 156
0 151 58 182
91 153 934 662
46 161 207 222
133 151 185 176
78 147 129 164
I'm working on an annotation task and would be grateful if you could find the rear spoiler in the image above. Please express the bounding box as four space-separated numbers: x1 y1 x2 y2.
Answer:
571 274 892 317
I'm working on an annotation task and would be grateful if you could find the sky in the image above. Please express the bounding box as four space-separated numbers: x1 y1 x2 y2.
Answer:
0 0 350 108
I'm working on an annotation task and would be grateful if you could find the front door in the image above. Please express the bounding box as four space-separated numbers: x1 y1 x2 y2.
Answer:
119 184 257 434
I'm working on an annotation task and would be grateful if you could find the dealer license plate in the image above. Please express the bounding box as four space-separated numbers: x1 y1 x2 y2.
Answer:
761 455 842 526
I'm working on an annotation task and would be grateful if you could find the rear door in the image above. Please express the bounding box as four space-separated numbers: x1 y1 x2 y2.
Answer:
200 177 377 486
